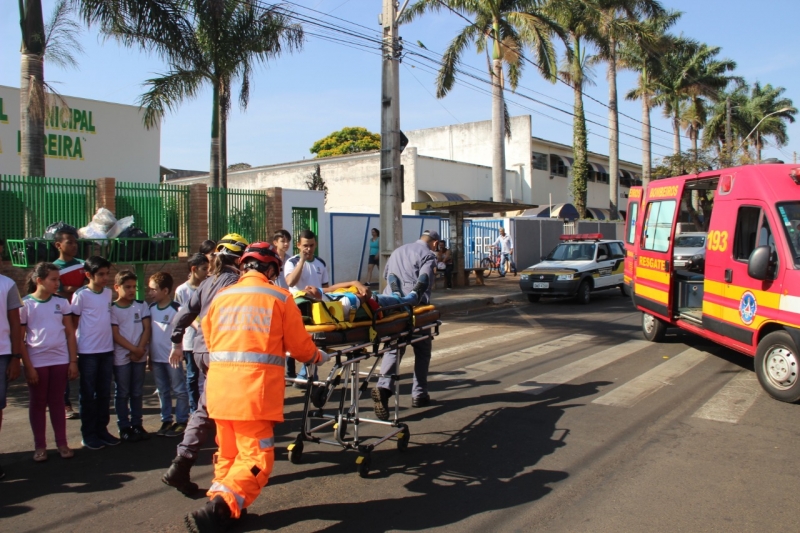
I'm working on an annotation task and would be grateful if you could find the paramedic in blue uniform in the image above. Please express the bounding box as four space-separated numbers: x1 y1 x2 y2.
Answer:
371 230 438 420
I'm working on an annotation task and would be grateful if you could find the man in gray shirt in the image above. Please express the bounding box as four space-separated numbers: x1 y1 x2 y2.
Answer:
372 230 438 419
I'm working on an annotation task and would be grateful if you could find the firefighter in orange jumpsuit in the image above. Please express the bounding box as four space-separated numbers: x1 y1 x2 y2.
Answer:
185 242 329 533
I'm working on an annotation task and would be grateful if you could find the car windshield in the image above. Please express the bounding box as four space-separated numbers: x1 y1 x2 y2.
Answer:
777 202 800 267
546 243 596 261
675 235 706 248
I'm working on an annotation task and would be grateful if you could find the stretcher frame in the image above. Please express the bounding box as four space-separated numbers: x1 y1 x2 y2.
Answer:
287 302 441 477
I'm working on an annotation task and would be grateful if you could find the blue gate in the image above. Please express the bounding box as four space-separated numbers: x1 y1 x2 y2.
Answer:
464 219 504 268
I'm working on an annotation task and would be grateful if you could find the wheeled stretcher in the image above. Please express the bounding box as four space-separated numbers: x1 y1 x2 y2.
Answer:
287 303 441 477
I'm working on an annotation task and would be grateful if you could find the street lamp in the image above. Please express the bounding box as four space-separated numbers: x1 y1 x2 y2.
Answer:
735 107 793 159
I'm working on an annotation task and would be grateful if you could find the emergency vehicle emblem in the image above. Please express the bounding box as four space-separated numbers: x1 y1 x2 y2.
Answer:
739 291 757 325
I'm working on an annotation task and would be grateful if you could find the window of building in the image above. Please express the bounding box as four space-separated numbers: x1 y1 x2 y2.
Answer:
642 200 676 252
597 172 610 184
532 152 549 171
550 155 568 177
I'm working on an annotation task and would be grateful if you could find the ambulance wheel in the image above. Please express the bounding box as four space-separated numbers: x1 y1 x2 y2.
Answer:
396 424 410 452
357 452 371 478
755 331 800 403
287 439 304 464
527 294 540 303
642 313 667 342
575 280 591 305
621 284 630 297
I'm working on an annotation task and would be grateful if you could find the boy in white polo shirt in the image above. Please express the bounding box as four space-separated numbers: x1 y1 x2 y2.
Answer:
111 270 151 443
71 256 118 450
0 272 23 479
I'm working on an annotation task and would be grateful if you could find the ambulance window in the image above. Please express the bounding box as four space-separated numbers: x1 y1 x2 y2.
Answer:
626 202 639 244
734 207 762 261
642 200 676 252
777 203 800 268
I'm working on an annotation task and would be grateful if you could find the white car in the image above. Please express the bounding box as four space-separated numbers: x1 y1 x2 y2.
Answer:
519 234 626 304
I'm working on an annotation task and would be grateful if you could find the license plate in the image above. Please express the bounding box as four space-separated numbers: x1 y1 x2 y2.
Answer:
533 282 549 289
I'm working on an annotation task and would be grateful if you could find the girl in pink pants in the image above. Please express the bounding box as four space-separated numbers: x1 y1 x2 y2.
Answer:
20 263 79 461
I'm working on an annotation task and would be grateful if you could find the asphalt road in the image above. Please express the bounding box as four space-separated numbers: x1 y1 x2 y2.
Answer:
2 290 799 532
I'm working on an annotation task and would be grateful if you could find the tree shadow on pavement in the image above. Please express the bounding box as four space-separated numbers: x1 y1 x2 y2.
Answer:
241 380 610 532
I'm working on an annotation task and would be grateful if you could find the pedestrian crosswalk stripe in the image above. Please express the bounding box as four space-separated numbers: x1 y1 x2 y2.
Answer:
402 328 536 369
506 340 650 395
436 334 595 382
592 348 708 407
692 370 760 423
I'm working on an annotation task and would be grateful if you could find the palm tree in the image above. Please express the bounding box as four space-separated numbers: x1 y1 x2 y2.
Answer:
592 0 665 218
702 85 749 162
19 0 83 177
742 82 796 161
77 0 302 188
400 0 568 203
619 10 680 186
652 40 737 155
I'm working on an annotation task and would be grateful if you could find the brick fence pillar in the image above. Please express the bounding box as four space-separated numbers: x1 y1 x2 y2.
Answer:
265 187 284 237
189 183 209 252
96 177 116 215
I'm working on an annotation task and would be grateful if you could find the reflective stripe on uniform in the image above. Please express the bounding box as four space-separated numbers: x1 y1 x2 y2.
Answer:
259 437 275 449
220 285 287 302
209 481 245 509
210 351 285 367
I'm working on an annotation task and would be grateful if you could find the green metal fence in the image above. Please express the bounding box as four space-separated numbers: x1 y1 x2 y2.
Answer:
207 187 268 244
291 207 319 255
0 174 96 247
115 181 190 254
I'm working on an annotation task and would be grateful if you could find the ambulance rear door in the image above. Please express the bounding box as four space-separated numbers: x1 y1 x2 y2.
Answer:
633 180 685 320
623 186 643 295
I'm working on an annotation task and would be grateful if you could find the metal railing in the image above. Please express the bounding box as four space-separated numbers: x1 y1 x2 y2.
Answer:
115 181 190 253
0 174 96 246
207 187 268 244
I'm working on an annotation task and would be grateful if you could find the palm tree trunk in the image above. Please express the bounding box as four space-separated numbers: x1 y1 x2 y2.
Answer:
20 51 46 177
672 99 681 154
491 57 505 203
210 81 221 189
219 80 229 189
571 38 588 219
607 43 619 220
756 131 762 162
642 91 652 188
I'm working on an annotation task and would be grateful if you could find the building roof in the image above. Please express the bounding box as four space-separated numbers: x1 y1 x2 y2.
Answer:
411 200 537 215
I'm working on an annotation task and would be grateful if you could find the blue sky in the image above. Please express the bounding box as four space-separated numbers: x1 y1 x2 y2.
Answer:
1 0 798 171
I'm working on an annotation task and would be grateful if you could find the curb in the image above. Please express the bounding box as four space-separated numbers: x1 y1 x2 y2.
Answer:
435 292 525 316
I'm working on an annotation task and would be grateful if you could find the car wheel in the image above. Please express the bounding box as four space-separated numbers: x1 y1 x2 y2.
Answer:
575 280 591 305
527 294 540 303
755 331 800 403
642 312 667 342
621 284 630 297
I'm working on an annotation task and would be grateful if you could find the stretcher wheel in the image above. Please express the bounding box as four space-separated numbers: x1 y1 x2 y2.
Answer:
336 416 348 441
396 424 410 452
311 385 328 409
356 452 371 478
287 439 304 464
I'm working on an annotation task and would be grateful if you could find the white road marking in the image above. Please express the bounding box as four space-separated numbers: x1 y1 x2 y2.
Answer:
592 348 708 407
437 334 595 382
506 340 650 395
515 307 542 328
692 370 761 424
401 328 536 369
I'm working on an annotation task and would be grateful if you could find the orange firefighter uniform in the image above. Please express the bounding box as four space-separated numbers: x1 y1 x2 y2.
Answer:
201 270 324 518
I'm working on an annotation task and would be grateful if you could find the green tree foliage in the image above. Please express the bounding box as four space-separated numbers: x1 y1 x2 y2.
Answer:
228 162 252 171
309 127 380 158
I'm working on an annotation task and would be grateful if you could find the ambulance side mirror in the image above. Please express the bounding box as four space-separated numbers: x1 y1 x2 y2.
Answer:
747 246 771 280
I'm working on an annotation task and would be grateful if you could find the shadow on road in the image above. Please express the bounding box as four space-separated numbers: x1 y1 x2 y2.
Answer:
242 380 610 532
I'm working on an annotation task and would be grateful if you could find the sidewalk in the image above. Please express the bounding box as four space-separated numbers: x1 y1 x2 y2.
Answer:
430 272 525 315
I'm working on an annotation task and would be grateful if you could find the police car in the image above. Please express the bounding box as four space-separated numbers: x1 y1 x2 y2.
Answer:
519 234 626 304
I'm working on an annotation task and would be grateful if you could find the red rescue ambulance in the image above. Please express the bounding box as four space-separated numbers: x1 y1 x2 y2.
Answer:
628 164 800 402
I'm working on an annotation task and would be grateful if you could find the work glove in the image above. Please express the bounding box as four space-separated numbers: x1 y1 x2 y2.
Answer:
318 349 332 364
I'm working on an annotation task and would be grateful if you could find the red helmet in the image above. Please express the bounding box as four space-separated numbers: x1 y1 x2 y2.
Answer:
239 242 283 271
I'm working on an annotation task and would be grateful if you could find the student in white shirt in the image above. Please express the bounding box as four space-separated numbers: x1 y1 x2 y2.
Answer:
174 254 209 413
0 272 22 479
148 272 189 438
19 263 78 462
110 270 151 443
71 256 119 450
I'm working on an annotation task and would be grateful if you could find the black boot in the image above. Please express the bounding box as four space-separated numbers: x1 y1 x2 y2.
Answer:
163 455 199 495
411 273 430 301
185 496 233 533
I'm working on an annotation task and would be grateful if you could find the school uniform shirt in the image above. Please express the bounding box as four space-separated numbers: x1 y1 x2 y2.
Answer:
0 274 23 355
174 282 198 352
19 295 72 367
150 301 180 364
283 255 329 294
110 300 150 366
53 258 85 296
71 286 114 354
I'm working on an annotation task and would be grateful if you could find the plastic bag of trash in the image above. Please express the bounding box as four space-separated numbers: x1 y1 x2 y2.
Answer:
93 207 117 233
44 221 78 240
78 223 107 240
107 216 135 239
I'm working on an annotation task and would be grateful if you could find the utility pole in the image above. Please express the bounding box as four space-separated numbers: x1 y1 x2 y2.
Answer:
725 96 732 167
379 0 403 290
